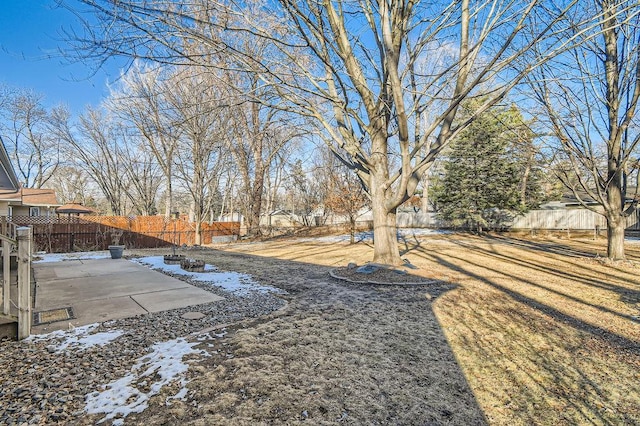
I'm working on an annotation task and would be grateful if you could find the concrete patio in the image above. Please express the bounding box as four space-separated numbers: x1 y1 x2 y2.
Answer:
32 258 223 333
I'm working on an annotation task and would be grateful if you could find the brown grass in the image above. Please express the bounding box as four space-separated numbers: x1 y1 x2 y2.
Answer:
128 233 640 425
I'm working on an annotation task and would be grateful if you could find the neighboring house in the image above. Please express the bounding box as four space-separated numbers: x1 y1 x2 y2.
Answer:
0 137 61 217
0 138 61 217
0 188 61 217
260 210 304 228
14 188 60 217
539 191 601 210
539 188 640 210
0 189 21 217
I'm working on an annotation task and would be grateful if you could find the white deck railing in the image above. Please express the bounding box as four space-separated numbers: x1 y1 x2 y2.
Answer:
0 227 32 339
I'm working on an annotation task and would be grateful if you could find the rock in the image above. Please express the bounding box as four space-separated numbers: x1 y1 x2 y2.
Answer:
355 264 380 274
402 258 418 269
182 312 206 320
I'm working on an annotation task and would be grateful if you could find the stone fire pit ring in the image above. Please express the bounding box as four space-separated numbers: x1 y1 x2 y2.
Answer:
164 254 186 265
180 258 206 272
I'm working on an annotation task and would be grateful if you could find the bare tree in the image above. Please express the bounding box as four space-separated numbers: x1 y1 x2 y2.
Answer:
286 159 321 225
527 0 640 260
46 165 98 206
118 133 162 215
227 98 298 235
64 0 298 234
195 31 300 236
108 64 180 217
166 67 229 244
51 107 128 215
62 0 580 264
246 0 585 263
0 88 61 188
263 148 291 217
316 147 370 243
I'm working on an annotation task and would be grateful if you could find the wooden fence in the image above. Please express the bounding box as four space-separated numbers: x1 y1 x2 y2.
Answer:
509 209 639 231
397 208 640 231
0 216 240 253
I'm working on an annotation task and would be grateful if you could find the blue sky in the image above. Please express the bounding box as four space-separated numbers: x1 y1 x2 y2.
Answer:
0 2 123 114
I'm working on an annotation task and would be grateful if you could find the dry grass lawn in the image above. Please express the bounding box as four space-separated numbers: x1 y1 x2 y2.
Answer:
129 233 640 425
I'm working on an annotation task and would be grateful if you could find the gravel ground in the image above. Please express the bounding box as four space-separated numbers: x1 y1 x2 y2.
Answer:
124 247 486 425
0 251 285 425
0 246 486 425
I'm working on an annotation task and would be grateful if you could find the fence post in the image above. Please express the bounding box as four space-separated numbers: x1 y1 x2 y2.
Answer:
17 227 32 340
2 239 10 315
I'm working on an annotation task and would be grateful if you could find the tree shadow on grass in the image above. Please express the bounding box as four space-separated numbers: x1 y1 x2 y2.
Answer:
401 234 640 316
432 254 639 352
140 246 489 425
424 251 640 425
388 234 640 423
486 234 600 258
459 238 640 317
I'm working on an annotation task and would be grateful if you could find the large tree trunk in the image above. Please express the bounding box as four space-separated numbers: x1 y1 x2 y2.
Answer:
194 220 202 246
606 170 625 260
245 100 266 237
421 172 430 212
602 3 626 261
606 214 625 260
371 202 400 265
370 170 401 264
248 162 265 237
349 216 356 244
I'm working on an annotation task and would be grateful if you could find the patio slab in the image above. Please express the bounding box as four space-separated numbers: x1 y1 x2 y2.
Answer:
131 286 222 313
32 258 223 333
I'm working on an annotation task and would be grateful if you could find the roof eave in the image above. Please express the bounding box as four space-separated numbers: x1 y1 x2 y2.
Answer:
0 137 20 190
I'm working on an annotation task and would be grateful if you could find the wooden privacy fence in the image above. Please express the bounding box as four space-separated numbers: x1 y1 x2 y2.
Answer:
509 209 640 230
0 216 240 253
397 209 640 231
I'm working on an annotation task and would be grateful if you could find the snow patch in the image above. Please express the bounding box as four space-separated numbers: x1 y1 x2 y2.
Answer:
33 251 111 263
85 338 207 424
295 228 451 243
132 256 283 296
26 323 124 353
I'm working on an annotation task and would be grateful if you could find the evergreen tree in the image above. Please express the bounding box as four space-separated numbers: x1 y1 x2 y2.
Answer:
432 103 541 232
502 105 547 210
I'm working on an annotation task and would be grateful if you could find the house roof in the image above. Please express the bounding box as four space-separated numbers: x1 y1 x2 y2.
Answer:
0 137 20 191
19 188 60 206
0 187 60 206
540 187 639 209
0 189 22 202
56 203 97 214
